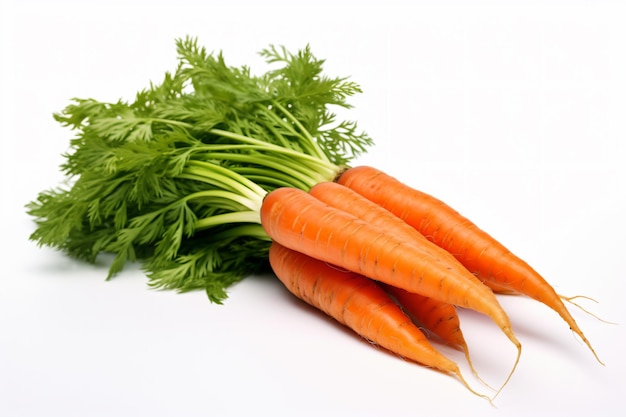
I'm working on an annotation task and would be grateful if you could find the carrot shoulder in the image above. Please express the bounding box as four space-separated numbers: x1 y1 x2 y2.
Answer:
338 165 601 364
269 241 489 399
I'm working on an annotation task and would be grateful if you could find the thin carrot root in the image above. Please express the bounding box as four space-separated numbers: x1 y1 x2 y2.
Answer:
491 330 522 402
559 294 618 325
449 365 495 405
460 345 497 392
562 315 605 365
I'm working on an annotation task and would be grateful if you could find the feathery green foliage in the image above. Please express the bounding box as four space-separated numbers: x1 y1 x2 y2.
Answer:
27 37 372 302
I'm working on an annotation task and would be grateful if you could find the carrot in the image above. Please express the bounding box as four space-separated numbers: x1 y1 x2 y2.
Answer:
484 281 519 296
309 182 460 263
308 182 485 288
261 186 522 394
308 182 486 380
381 283 490 387
338 165 601 364
269 241 490 400
384 284 466 350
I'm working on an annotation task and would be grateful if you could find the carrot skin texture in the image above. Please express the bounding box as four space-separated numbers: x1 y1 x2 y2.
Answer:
382 283 489 385
308 181 485 287
308 182 486 380
384 284 466 350
268 242 490 399
260 187 520 352
338 165 600 363
268 242 460 371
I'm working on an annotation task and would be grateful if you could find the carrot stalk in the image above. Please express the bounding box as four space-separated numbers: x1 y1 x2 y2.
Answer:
338 165 601 365
269 241 492 401
261 186 522 395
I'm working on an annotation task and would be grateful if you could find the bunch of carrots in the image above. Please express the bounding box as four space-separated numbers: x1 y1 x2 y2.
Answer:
28 37 602 403
264 169 602 400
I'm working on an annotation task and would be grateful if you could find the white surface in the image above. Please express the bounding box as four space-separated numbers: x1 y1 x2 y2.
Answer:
2 1 625 416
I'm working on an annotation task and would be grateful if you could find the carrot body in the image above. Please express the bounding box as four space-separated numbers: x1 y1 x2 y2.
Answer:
383 284 471 352
338 165 600 363
308 181 484 287
260 187 521 364
308 182 483 377
268 241 488 399
386 285 464 347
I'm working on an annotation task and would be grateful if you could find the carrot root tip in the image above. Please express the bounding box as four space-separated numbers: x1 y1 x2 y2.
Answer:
560 293 617 325
491 332 522 403
462 347 497 392
451 368 494 406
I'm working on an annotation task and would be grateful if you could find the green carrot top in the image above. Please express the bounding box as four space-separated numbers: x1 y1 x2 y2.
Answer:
27 36 372 302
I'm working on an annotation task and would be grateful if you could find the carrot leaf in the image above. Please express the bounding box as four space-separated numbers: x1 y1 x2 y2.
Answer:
27 37 372 301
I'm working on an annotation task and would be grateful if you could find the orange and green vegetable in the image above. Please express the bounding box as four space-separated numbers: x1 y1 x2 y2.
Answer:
27 37 601 403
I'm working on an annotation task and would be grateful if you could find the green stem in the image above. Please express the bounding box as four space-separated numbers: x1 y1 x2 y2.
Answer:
207 128 338 175
272 101 329 162
195 210 261 230
210 224 271 242
197 152 319 190
183 189 259 212
230 167 302 189
263 118 293 150
183 160 267 200
255 105 319 157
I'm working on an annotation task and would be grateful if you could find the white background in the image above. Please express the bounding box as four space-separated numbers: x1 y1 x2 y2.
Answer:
2 1 625 416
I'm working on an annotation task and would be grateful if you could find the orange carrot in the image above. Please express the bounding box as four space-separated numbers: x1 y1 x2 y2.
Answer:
261 186 521 393
308 181 484 287
308 182 486 381
269 241 490 400
338 165 601 364
381 283 487 385
385 284 465 349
